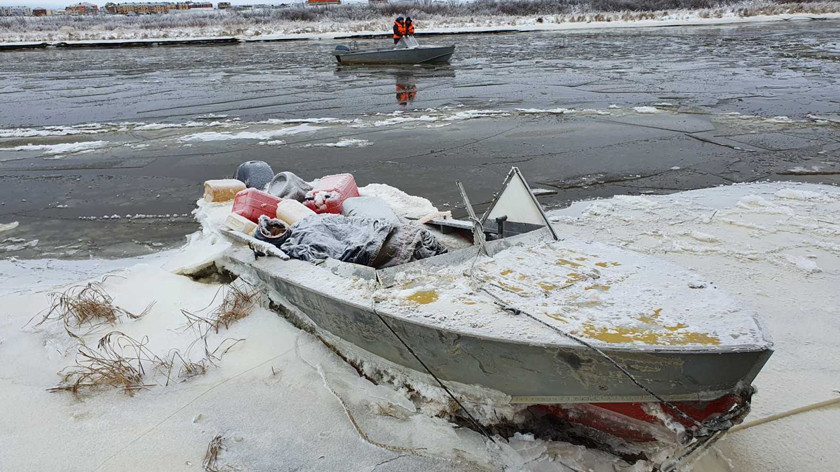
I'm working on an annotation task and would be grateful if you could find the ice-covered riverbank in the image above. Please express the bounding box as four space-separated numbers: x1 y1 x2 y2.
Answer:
2 2 840 45
1 181 837 471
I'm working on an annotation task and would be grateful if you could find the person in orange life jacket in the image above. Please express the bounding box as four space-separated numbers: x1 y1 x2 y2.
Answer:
393 17 406 45
405 17 415 36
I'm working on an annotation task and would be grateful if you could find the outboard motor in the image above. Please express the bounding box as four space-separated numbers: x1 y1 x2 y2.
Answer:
334 44 351 63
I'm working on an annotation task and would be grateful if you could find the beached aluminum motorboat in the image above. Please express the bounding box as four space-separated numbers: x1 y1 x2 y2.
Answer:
202 168 772 459
333 37 455 65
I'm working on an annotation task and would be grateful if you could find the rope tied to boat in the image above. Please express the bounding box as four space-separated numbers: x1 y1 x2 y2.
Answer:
370 300 498 445
479 286 728 432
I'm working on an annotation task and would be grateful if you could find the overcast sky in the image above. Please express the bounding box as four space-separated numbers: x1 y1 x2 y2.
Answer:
0 0 376 7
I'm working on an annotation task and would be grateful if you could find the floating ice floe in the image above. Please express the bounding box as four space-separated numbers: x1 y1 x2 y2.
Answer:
633 106 661 114
10 141 107 156
516 107 575 114
0 221 19 234
180 123 322 142
302 138 372 148
0 237 38 252
0 123 107 138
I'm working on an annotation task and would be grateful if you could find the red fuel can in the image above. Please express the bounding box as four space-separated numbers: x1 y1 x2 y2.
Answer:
232 188 282 223
304 173 360 214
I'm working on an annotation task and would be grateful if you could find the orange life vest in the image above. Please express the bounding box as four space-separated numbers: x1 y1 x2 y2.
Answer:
393 20 406 40
407 22 415 35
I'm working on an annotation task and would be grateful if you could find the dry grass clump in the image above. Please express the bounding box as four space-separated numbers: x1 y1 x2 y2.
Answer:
182 284 261 334
34 279 154 338
203 435 224 472
46 282 253 397
162 335 244 386
49 331 159 396
50 329 244 396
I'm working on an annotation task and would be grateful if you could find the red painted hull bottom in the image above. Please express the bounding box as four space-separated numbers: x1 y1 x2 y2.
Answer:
537 393 750 443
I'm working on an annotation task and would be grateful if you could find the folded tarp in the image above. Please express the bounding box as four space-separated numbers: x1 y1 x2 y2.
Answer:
276 214 393 266
373 223 448 268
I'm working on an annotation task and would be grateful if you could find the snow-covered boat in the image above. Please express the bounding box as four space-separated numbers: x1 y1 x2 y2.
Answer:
205 168 773 459
332 37 455 65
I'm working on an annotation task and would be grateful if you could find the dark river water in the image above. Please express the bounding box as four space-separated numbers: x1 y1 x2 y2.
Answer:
0 20 838 258
2 20 839 126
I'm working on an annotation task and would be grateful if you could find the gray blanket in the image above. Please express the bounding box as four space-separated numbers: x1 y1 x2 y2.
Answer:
277 214 393 266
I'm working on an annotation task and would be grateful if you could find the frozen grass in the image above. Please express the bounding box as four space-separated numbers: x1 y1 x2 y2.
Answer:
34 279 154 339
39 280 251 397
181 283 261 334
1 0 838 42
202 435 224 472
49 331 159 397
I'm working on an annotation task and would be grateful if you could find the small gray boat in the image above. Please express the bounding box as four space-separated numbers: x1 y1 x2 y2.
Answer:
203 168 772 459
333 39 455 65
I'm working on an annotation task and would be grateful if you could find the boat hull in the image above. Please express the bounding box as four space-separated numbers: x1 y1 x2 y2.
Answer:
334 45 455 65
220 248 772 410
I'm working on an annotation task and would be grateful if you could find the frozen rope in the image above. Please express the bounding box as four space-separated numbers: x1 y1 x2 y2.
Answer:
315 364 426 457
729 396 840 434
299 332 451 461
659 430 725 472
371 301 498 444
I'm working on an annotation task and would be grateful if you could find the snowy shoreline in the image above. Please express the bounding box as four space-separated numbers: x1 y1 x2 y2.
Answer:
1 181 838 471
2 10 839 48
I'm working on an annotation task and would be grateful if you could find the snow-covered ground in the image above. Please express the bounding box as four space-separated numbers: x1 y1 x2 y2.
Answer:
0 181 838 471
2 2 839 44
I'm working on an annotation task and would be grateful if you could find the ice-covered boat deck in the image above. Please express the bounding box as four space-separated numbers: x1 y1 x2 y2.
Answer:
198 185 769 352
370 235 769 350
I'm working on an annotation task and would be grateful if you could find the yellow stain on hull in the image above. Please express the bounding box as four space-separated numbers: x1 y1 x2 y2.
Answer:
538 282 572 292
584 284 611 291
547 313 569 323
566 273 587 283
637 308 663 324
573 308 720 346
595 261 622 268
407 290 439 305
575 322 720 346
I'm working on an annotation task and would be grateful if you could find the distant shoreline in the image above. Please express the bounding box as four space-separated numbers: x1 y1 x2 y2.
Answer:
2 11 839 51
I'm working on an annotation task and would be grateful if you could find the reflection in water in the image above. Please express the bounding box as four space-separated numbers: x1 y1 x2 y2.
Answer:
332 66 454 109
395 72 417 106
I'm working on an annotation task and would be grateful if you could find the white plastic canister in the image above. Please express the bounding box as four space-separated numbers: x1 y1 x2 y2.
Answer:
276 199 315 226
224 213 258 236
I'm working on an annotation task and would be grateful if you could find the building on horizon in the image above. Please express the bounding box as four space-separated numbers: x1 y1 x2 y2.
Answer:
66 2 99 14
104 2 174 14
173 2 214 10
103 2 222 14
0 6 32 16
217 2 231 9
233 3 288 10
33 7 48 16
